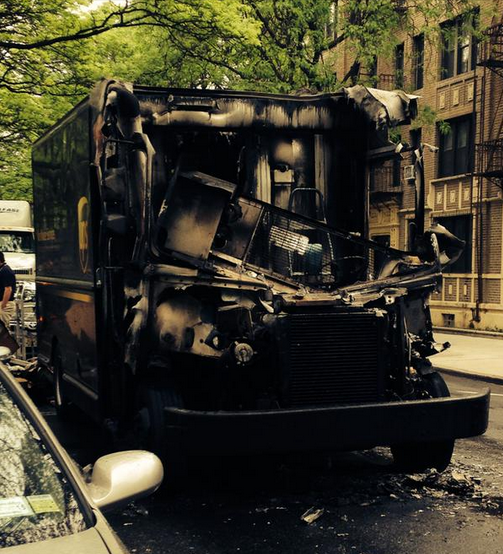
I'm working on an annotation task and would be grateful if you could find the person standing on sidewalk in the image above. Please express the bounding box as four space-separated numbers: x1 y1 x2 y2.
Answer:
0 252 16 328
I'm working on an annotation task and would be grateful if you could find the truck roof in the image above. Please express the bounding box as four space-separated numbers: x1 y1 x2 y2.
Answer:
0 200 33 229
33 81 418 148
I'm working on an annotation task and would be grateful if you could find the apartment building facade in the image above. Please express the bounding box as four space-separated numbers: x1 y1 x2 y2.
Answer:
334 0 503 331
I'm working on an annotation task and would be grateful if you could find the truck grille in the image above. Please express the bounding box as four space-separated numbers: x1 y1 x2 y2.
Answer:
284 311 383 407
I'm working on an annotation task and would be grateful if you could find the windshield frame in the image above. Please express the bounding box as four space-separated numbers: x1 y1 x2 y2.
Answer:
0 364 95 536
210 194 412 289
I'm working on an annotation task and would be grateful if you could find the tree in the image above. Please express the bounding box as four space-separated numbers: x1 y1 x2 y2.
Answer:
0 0 259 198
89 1 481 93
0 90 74 199
0 0 144 198
0 0 485 199
227 0 482 90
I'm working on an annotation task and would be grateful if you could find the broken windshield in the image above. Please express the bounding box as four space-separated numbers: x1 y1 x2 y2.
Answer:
146 101 410 288
150 124 372 287
214 195 398 288
0 381 87 548
153 167 402 288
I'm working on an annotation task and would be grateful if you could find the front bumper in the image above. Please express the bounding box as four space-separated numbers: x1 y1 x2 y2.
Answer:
165 390 490 455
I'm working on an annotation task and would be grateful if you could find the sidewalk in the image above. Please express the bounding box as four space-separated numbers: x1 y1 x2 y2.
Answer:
432 331 503 384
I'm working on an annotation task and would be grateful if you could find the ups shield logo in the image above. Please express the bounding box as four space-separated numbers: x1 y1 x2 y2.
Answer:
77 196 90 274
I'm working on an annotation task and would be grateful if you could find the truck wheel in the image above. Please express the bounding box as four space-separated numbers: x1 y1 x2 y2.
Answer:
135 385 187 485
52 346 72 420
391 372 455 472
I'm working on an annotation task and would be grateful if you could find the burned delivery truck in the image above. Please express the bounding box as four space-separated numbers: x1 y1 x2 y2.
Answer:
33 80 489 473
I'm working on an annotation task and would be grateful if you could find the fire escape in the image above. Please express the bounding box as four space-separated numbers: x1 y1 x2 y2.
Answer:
475 23 503 182
473 22 503 319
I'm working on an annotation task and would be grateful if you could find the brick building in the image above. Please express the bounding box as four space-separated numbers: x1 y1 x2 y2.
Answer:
333 1 503 331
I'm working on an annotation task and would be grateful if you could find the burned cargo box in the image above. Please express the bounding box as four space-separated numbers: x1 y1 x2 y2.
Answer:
33 80 489 478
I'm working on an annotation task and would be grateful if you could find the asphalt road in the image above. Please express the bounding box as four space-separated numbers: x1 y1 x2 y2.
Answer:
107 373 503 554
42 373 503 554
445 373 503 447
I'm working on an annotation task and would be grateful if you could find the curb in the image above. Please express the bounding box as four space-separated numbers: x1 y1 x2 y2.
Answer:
434 326 503 340
437 366 503 386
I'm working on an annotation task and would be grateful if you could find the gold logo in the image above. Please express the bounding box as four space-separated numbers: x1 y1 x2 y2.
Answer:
77 196 90 274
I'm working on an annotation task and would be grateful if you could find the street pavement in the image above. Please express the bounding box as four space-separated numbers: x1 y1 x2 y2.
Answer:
432 330 503 384
37 331 503 554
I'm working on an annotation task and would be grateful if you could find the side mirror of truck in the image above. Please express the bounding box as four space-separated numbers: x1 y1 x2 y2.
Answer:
86 450 164 512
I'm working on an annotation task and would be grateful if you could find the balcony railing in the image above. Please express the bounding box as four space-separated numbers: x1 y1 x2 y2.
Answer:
475 139 503 179
377 74 398 91
358 73 407 91
370 163 403 195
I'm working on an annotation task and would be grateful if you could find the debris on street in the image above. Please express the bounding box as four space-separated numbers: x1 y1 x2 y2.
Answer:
121 502 150 518
301 507 325 524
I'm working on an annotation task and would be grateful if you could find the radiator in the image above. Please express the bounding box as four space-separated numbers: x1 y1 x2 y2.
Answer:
282 311 384 407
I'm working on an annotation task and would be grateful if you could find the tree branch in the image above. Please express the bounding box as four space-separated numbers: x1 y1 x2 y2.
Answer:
0 9 153 50
248 1 288 49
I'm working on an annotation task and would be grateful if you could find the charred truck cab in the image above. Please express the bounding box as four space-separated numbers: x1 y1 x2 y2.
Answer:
33 80 489 474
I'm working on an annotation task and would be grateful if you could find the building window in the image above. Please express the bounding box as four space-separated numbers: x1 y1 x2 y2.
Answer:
438 116 473 177
407 220 416 251
440 13 477 80
412 34 424 89
442 313 455 327
410 128 422 149
436 215 472 273
409 127 422 165
395 43 404 88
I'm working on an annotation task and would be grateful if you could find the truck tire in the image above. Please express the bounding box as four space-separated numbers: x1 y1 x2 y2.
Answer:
391 372 455 472
135 384 187 485
52 345 72 420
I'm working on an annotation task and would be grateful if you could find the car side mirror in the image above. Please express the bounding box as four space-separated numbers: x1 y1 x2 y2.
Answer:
87 450 163 512
0 346 12 361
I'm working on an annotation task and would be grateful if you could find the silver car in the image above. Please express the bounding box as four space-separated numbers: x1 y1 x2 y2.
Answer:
0 360 163 552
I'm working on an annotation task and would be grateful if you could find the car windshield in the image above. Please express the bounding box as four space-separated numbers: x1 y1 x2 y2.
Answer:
0 381 87 548
0 232 35 254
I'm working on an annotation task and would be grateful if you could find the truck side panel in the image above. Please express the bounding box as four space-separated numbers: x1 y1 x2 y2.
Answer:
33 104 95 282
33 103 100 414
